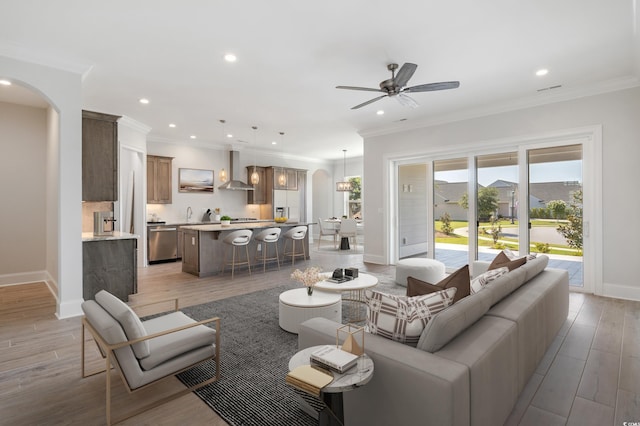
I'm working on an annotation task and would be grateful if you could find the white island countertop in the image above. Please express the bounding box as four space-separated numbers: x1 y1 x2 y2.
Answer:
181 222 314 232
82 231 139 242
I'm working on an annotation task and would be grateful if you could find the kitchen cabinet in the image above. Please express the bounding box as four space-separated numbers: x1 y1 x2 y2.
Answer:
177 226 184 259
246 166 267 204
272 167 298 190
82 110 120 201
147 155 172 204
181 228 199 274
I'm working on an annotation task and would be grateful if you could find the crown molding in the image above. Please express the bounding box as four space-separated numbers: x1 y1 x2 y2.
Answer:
118 116 151 134
0 42 93 80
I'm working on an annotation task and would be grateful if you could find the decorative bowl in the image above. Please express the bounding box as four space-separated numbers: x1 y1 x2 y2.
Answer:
274 217 288 223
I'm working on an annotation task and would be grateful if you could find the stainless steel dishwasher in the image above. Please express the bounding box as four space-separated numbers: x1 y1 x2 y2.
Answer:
148 224 178 263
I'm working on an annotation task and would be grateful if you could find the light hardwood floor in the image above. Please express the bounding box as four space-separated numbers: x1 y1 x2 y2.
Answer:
1 247 638 425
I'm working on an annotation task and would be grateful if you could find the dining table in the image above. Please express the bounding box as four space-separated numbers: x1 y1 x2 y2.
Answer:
324 218 363 250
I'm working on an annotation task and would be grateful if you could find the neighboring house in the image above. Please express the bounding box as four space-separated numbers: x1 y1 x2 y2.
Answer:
434 179 581 221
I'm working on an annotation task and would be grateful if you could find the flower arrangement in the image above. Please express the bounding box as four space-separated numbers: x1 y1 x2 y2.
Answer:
291 266 322 295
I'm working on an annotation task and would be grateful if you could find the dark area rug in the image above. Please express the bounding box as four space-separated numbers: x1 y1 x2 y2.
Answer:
176 277 404 426
176 284 316 426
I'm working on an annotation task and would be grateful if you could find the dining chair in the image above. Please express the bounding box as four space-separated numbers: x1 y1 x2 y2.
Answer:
317 218 338 250
338 218 358 252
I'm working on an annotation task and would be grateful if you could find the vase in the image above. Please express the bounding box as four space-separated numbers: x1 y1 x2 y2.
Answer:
307 286 313 296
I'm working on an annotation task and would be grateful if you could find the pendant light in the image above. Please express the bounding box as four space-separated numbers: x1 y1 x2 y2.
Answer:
250 126 260 185
218 120 228 183
277 132 287 186
336 149 352 191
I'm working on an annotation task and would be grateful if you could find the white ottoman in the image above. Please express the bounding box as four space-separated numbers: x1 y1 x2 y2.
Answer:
395 258 446 287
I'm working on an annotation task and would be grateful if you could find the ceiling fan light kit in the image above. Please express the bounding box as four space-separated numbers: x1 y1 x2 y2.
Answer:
336 62 460 110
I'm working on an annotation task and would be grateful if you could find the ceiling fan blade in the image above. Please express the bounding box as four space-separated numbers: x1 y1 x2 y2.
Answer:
393 63 418 88
336 85 385 93
404 81 460 93
396 93 419 109
351 95 388 110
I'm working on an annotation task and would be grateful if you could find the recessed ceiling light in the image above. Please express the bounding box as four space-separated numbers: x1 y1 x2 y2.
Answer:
226 133 233 138
376 110 384 115
139 98 150 104
272 141 277 145
535 69 549 77
0 79 11 86
224 53 237 63
190 135 196 139
169 123 176 128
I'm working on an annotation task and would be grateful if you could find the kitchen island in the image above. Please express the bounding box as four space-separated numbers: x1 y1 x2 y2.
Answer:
82 231 139 301
181 222 313 277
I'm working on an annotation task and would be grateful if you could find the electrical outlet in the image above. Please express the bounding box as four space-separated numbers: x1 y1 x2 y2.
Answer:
191 237 196 245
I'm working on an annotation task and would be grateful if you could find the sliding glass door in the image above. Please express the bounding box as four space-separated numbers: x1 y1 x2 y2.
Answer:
433 158 469 269
528 144 583 286
476 152 519 261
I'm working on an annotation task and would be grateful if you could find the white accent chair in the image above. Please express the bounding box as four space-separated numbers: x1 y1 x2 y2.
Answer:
282 225 308 265
254 227 281 272
338 218 358 251
81 290 220 425
317 218 337 249
221 229 253 278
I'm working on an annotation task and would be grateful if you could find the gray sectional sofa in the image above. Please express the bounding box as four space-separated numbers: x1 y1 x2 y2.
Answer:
298 255 569 426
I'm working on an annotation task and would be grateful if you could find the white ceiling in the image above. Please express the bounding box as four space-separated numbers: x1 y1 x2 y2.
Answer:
1 0 638 160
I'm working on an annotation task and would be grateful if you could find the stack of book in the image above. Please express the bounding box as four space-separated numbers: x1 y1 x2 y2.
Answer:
310 345 359 374
286 365 334 397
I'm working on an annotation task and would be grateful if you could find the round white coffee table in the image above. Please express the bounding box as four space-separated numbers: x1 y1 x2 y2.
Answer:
314 273 378 322
279 288 342 334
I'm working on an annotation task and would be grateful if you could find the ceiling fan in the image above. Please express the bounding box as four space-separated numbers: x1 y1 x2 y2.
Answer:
336 62 460 110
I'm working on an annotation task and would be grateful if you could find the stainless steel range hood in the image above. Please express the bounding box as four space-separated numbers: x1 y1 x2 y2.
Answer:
218 150 255 190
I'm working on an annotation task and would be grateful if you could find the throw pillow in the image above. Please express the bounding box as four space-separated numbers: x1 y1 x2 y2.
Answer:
94 290 150 359
488 251 527 272
504 248 537 261
365 287 456 346
470 267 509 294
406 265 470 304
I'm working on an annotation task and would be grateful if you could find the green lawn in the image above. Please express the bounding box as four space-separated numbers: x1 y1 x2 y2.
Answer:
434 219 581 256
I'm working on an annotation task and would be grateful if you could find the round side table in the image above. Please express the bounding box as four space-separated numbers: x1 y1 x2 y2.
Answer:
288 345 374 425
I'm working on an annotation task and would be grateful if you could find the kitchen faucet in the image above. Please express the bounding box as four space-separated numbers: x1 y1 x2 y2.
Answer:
187 206 193 222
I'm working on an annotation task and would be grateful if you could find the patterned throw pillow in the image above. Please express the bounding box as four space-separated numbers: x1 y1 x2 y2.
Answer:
504 248 537 261
365 287 456 346
470 267 509 294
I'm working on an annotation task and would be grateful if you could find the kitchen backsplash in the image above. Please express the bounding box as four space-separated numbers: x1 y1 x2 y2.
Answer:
82 201 114 232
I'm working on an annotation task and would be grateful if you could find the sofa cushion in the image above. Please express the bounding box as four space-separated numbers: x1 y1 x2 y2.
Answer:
406 265 470 303
470 267 508 294
95 290 150 359
365 288 456 346
417 283 495 353
139 311 217 371
518 254 549 282
488 251 527 271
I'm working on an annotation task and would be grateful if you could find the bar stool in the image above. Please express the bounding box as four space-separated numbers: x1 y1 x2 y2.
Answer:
282 226 308 265
254 227 281 272
221 229 253 278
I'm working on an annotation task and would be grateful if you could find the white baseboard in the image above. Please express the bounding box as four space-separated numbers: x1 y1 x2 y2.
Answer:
602 282 640 302
399 243 428 258
56 298 84 319
0 271 49 287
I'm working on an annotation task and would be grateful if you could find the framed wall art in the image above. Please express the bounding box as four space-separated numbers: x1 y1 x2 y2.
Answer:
178 168 214 193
